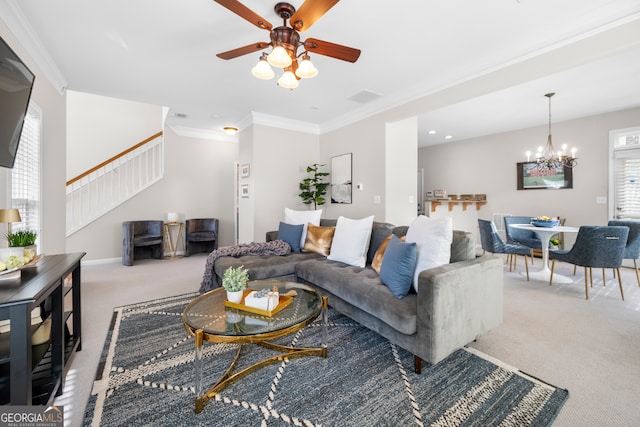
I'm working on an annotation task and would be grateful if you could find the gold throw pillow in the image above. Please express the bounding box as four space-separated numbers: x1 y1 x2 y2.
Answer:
303 223 336 256
372 234 405 274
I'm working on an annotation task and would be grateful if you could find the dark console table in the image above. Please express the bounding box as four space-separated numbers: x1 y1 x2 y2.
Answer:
0 252 85 405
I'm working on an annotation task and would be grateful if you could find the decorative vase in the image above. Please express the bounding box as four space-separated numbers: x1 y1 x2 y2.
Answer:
226 290 244 304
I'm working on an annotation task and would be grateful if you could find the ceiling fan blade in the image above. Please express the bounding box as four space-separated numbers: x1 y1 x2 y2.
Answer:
304 38 361 63
213 0 272 30
290 0 340 32
216 42 270 60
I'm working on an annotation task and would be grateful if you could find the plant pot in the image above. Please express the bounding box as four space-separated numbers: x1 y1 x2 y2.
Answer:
226 290 244 304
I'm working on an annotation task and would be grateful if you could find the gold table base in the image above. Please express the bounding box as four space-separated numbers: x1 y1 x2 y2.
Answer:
191 295 329 414
194 337 327 413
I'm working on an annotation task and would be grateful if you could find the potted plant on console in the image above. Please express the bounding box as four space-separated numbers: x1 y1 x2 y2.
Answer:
6 229 37 257
222 265 249 303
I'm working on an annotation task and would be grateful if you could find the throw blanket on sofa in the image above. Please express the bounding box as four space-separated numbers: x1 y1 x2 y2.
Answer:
199 240 291 293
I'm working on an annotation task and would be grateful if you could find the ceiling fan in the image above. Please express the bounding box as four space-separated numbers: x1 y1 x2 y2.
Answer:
213 0 361 88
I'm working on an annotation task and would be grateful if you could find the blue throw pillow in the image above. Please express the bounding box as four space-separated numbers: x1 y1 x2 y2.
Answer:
379 235 418 299
278 222 304 252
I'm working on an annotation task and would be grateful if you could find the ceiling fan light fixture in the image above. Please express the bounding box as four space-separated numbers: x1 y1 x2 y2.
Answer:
295 54 318 79
251 53 275 79
277 70 299 89
267 45 292 68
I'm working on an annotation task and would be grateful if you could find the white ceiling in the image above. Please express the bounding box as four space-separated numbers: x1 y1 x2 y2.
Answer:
3 0 640 147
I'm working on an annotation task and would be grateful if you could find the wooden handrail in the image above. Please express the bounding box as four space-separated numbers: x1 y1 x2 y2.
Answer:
66 131 163 186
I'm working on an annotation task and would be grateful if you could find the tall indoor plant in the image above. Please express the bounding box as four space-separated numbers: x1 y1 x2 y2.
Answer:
298 163 329 210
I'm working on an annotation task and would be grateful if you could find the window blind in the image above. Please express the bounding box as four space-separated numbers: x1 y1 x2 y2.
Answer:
614 146 640 220
11 103 41 239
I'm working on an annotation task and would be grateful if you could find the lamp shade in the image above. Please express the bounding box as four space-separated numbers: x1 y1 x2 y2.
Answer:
267 46 292 68
277 70 299 89
295 55 318 79
251 57 275 80
167 212 179 223
0 209 21 223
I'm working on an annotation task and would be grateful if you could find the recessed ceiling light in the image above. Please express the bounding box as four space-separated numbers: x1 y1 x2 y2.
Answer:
445 135 453 139
428 130 436 134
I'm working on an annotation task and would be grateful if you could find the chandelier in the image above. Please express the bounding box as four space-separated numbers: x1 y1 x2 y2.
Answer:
526 93 577 170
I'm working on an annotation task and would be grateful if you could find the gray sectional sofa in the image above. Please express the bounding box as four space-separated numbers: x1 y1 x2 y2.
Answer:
214 219 504 373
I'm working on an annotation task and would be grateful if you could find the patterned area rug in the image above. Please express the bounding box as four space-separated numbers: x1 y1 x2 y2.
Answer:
83 293 568 426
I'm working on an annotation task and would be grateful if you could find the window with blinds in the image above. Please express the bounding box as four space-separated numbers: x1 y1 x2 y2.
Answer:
612 129 640 220
11 103 41 240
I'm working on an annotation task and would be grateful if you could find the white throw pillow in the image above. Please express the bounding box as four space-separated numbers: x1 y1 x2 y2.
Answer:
405 215 453 292
284 208 323 248
327 215 375 267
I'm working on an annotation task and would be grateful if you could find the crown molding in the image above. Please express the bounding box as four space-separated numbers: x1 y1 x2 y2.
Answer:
0 0 68 94
251 112 321 135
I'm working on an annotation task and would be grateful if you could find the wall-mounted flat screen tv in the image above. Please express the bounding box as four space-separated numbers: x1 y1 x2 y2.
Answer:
0 35 35 169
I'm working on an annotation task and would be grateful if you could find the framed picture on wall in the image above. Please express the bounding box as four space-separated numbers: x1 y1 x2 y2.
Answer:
331 153 352 204
240 163 250 178
240 184 249 198
517 162 573 190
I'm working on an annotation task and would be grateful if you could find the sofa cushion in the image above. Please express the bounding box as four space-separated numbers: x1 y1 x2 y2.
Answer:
296 259 417 335
133 234 163 246
215 252 322 281
278 222 304 252
303 223 335 256
284 208 322 248
328 215 374 267
379 235 418 299
405 216 453 291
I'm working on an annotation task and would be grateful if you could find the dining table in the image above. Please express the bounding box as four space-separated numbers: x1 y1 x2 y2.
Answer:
510 223 579 283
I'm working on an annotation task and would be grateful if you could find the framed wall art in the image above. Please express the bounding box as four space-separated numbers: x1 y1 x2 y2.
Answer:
240 163 250 178
240 184 249 198
517 162 573 190
331 153 352 204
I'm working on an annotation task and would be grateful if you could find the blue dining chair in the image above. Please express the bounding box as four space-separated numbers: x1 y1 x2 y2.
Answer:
504 216 542 250
608 220 640 287
478 219 531 280
549 226 629 300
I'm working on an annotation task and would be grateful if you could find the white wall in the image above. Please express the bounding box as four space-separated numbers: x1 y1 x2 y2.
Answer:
319 117 387 221
66 127 238 260
66 91 164 179
0 20 67 255
385 117 418 225
239 125 320 243
418 106 640 246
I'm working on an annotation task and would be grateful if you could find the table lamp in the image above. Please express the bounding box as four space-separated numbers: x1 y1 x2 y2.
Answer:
0 208 21 236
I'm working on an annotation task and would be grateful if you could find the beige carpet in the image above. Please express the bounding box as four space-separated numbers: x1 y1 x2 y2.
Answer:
55 254 640 427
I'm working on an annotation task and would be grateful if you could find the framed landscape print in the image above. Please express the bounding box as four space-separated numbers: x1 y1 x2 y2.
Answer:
331 153 352 204
517 162 573 190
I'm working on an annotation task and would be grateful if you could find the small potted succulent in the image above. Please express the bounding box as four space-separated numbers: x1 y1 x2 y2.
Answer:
222 265 249 303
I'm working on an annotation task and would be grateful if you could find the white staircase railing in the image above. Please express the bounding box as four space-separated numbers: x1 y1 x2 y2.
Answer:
66 132 164 236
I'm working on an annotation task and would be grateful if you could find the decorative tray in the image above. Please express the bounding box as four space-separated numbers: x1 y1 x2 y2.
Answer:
19 254 43 269
0 254 42 277
224 290 293 317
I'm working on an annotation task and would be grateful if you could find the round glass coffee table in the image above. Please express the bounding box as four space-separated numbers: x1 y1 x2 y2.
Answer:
182 280 328 413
